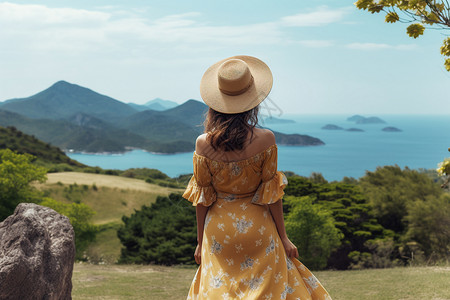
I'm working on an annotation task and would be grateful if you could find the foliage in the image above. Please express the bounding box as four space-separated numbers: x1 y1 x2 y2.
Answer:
404 194 450 259
41 198 98 259
284 175 390 269
117 193 197 265
349 238 399 269
437 157 450 175
359 165 449 263
121 168 187 188
0 149 47 221
355 0 450 70
0 126 83 167
285 196 343 270
359 165 442 234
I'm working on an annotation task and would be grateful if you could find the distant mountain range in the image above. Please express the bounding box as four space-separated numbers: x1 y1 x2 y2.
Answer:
128 98 178 112
0 81 324 153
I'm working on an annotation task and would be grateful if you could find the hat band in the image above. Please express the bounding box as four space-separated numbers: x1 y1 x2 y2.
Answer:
219 76 254 96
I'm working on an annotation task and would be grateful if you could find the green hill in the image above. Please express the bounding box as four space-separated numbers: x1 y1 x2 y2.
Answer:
0 126 84 166
0 82 325 153
1 81 137 121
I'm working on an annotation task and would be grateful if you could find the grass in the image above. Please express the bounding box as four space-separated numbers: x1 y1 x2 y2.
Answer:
72 264 450 300
36 172 185 263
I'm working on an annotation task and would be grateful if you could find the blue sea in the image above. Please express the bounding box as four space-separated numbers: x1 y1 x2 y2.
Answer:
67 115 450 181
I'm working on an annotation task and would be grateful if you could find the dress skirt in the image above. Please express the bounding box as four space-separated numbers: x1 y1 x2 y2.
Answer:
187 195 331 300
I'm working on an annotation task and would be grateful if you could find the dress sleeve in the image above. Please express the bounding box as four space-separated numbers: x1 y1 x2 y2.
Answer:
251 145 288 205
182 154 217 207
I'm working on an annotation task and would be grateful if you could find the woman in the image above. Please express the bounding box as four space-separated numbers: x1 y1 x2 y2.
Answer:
183 56 331 299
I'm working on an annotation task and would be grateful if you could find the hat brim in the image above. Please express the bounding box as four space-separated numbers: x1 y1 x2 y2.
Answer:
200 55 273 114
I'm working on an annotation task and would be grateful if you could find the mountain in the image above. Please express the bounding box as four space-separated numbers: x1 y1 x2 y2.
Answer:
0 82 325 153
127 103 152 112
0 126 84 166
0 81 137 121
145 98 178 111
0 110 148 153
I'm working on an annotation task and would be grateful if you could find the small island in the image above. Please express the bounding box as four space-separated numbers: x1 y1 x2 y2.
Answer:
347 115 386 124
263 117 296 124
322 124 344 130
346 128 364 132
382 126 402 132
273 132 325 146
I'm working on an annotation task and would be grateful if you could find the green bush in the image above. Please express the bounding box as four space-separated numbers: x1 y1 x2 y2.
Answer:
285 196 343 270
41 198 98 259
117 193 196 265
0 149 47 221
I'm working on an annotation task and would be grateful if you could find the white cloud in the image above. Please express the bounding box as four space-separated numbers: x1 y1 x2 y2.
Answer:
280 6 351 27
0 2 110 25
346 43 417 51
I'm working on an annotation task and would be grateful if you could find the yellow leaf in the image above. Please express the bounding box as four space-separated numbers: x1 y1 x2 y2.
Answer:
385 12 399 23
406 23 425 38
440 37 450 56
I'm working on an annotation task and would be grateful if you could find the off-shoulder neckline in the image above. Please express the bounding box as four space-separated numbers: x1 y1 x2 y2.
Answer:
193 144 277 165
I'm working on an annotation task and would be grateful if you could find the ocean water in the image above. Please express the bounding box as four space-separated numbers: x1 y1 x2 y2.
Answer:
67 114 450 181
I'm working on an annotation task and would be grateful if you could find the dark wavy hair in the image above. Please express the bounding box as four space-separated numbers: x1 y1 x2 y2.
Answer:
204 106 259 152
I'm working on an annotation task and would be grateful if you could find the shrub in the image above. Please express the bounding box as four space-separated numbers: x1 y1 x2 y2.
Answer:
285 196 342 270
117 193 196 265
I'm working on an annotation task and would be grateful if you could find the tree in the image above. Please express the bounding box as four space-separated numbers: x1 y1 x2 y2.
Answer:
359 165 442 234
404 194 450 259
284 175 390 269
40 198 98 259
117 193 197 265
285 196 343 270
0 149 47 221
355 0 450 70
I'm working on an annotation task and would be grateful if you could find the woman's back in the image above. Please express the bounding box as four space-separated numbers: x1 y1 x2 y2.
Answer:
191 128 285 199
195 127 276 163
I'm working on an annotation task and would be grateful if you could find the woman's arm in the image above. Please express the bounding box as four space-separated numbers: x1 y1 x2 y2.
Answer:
194 204 209 264
268 199 299 258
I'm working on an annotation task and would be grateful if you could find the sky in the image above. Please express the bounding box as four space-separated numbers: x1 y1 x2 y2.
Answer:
0 0 449 115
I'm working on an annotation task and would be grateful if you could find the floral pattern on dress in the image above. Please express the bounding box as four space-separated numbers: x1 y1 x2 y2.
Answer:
183 144 332 300
233 216 253 234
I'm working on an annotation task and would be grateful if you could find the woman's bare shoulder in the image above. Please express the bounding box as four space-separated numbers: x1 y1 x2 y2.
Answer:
252 128 276 147
195 134 209 156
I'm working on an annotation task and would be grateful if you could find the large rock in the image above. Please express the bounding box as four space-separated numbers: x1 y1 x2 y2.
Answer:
0 203 75 300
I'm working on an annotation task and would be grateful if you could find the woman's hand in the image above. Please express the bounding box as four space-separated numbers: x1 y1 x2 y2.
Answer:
194 243 202 264
281 236 299 258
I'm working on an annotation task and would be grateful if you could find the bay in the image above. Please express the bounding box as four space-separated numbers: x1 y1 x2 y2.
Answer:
67 114 450 181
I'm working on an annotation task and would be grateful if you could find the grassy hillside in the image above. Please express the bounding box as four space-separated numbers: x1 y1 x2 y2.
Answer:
36 172 184 263
0 126 84 166
72 264 450 300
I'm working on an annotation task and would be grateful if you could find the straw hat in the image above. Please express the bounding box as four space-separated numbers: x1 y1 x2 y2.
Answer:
200 55 273 114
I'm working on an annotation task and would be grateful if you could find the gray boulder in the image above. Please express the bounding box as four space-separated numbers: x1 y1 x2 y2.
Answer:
0 203 75 300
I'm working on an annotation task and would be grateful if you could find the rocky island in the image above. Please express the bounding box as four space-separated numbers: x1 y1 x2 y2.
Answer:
347 115 386 124
346 128 364 132
322 124 344 130
263 117 296 124
382 126 402 132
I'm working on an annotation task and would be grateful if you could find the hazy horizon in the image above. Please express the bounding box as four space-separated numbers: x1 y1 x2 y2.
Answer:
0 0 449 115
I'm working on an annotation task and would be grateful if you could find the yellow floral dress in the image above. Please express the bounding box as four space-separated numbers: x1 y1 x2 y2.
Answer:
183 144 331 300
